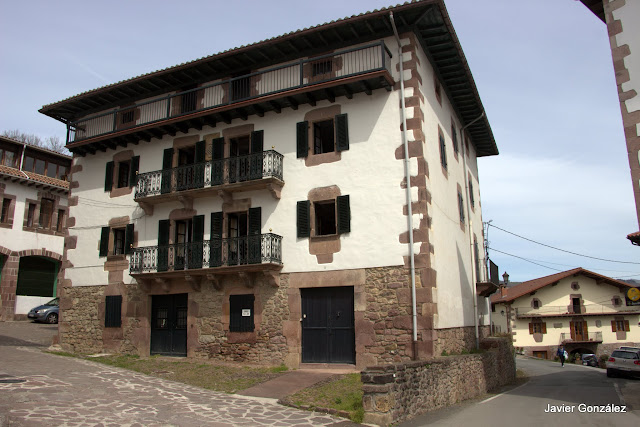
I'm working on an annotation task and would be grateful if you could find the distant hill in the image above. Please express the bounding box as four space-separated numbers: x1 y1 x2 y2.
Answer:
621 279 639 286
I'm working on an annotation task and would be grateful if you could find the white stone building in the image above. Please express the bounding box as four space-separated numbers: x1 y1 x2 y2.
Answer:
0 135 71 321
40 0 499 367
491 268 640 358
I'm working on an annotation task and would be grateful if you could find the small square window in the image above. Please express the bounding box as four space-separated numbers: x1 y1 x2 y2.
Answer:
230 294 255 332
315 200 336 236
121 110 134 124
1 198 10 223
117 161 130 188
312 59 333 77
113 228 126 255
313 120 335 155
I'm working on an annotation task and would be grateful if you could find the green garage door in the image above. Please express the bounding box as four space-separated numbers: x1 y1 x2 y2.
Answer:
16 256 58 297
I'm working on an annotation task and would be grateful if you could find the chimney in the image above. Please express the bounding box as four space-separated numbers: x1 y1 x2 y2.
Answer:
500 285 507 298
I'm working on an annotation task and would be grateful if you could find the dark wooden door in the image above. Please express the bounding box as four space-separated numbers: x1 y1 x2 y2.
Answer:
301 287 355 364
151 293 188 356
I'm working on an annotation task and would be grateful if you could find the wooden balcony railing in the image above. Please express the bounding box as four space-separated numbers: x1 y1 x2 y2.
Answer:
129 233 282 274
560 332 602 343
515 304 640 318
134 150 283 199
69 41 392 143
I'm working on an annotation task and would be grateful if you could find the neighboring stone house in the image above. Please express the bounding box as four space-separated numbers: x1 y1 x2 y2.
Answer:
491 268 640 358
579 1 640 245
39 0 499 368
0 135 71 321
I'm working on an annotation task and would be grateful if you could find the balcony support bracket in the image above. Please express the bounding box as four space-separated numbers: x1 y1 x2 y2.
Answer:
178 195 193 210
260 271 280 288
139 202 154 216
185 274 201 292
206 273 222 290
218 189 233 203
239 272 253 288
155 277 170 293
267 183 282 199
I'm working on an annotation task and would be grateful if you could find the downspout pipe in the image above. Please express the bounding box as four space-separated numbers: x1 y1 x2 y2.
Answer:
18 142 29 179
390 12 419 359
460 111 485 349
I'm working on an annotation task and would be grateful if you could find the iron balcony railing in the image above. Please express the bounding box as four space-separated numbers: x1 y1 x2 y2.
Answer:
135 150 283 199
560 332 603 343
129 233 282 274
69 41 393 143
515 304 640 318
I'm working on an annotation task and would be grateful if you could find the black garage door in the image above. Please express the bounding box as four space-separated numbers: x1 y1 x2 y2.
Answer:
151 293 188 356
301 286 355 364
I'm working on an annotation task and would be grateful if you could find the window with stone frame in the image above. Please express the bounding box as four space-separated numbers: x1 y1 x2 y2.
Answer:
38 198 54 229
26 203 36 228
313 119 336 155
612 319 629 333
457 190 465 225
229 294 255 332
113 228 126 255
116 160 131 188
56 209 65 232
469 178 475 209
439 133 447 170
529 320 546 334
451 122 459 157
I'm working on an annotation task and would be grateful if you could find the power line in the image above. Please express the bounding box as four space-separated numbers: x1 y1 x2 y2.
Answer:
488 247 563 272
488 223 640 265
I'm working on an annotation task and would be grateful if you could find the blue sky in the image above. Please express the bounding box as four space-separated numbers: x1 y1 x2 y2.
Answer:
1 0 637 282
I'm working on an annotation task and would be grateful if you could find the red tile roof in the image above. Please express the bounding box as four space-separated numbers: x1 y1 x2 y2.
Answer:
628 231 640 245
0 164 70 191
490 268 633 304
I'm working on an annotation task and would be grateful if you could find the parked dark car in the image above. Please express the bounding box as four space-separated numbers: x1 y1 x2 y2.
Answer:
581 353 598 367
27 298 59 324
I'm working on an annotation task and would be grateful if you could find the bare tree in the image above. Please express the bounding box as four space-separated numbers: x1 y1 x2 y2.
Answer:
2 130 70 155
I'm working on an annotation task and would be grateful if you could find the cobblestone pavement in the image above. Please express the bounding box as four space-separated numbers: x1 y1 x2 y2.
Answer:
0 324 354 426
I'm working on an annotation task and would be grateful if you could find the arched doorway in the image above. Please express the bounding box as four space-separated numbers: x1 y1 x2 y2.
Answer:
15 256 59 315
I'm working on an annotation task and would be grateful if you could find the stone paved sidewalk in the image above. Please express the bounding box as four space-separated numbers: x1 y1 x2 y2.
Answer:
0 344 355 426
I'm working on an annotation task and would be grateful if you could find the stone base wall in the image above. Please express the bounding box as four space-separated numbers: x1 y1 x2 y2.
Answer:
59 285 106 353
435 325 490 356
361 337 515 426
520 341 640 360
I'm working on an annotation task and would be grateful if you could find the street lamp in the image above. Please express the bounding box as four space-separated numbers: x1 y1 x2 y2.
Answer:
502 271 509 286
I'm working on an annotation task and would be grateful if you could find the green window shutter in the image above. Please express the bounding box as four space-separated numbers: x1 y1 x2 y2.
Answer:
335 114 349 152
194 140 206 189
129 156 140 188
212 137 224 160
210 212 223 268
99 226 110 257
105 295 122 328
161 148 173 194
296 121 308 158
337 195 351 234
248 207 262 264
251 130 264 153
124 223 134 255
104 161 114 192
297 200 310 238
157 219 170 272
190 215 205 269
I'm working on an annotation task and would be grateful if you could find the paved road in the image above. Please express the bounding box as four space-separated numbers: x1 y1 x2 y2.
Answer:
401 357 640 427
0 322 353 426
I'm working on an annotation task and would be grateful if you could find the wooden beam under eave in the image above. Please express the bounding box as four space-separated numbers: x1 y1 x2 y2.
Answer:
237 108 248 121
304 93 316 107
161 125 177 137
219 112 232 124
362 81 373 96
286 97 298 110
203 116 217 128
252 105 265 117
268 101 281 114
324 89 335 103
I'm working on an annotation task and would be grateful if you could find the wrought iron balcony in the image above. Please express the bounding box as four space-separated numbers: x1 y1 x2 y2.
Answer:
560 332 602 344
135 150 283 202
67 41 393 151
129 233 282 275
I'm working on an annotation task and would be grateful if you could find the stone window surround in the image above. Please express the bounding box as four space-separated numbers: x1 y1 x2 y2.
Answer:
307 185 342 265
613 315 628 341
531 298 541 309
0 184 16 229
529 318 546 343
22 191 66 236
456 183 465 232
611 295 622 307
302 50 343 84
103 216 135 285
438 125 447 177
571 281 580 290
468 172 475 212
434 75 442 106
568 294 585 314
451 117 459 160
303 105 343 167
108 150 135 198
222 284 262 344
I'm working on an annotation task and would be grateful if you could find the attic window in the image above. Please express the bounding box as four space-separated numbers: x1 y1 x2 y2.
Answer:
571 281 580 290
532 299 541 309
121 110 134 124
612 296 622 307
312 59 332 77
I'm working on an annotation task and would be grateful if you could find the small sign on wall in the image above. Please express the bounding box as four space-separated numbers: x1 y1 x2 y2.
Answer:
242 309 251 317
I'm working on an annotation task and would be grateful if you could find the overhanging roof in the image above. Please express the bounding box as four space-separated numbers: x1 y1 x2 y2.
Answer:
39 0 498 156
580 0 606 22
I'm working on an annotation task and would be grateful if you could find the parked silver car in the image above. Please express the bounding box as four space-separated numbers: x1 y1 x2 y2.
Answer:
27 298 59 324
607 349 640 378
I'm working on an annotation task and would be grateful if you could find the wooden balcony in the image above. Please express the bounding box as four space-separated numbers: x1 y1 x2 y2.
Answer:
67 42 393 155
134 150 283 207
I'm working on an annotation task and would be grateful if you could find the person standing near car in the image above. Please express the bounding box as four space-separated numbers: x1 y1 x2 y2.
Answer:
557 345 566 367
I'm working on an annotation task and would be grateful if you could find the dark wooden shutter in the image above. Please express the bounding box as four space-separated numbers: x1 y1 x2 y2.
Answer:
161 148 173 194
541 322 547 334
624 320 630 332
335 114 349 152
296 121 308 158
611 320 617 332
157 219 170 272
229 294 255 332
105 295 122 328
251 130 264 153
337 195 351 234
104 161 114 192
210 212 223 267
129 156 140 188
528 323 533 334
194 140 206 189
190 215 205 269
99 226 110 257
124 223 134 255
297 200 310 238
211 137 224 185
570 321 576 339
248 207 262 264
250 131 264 180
